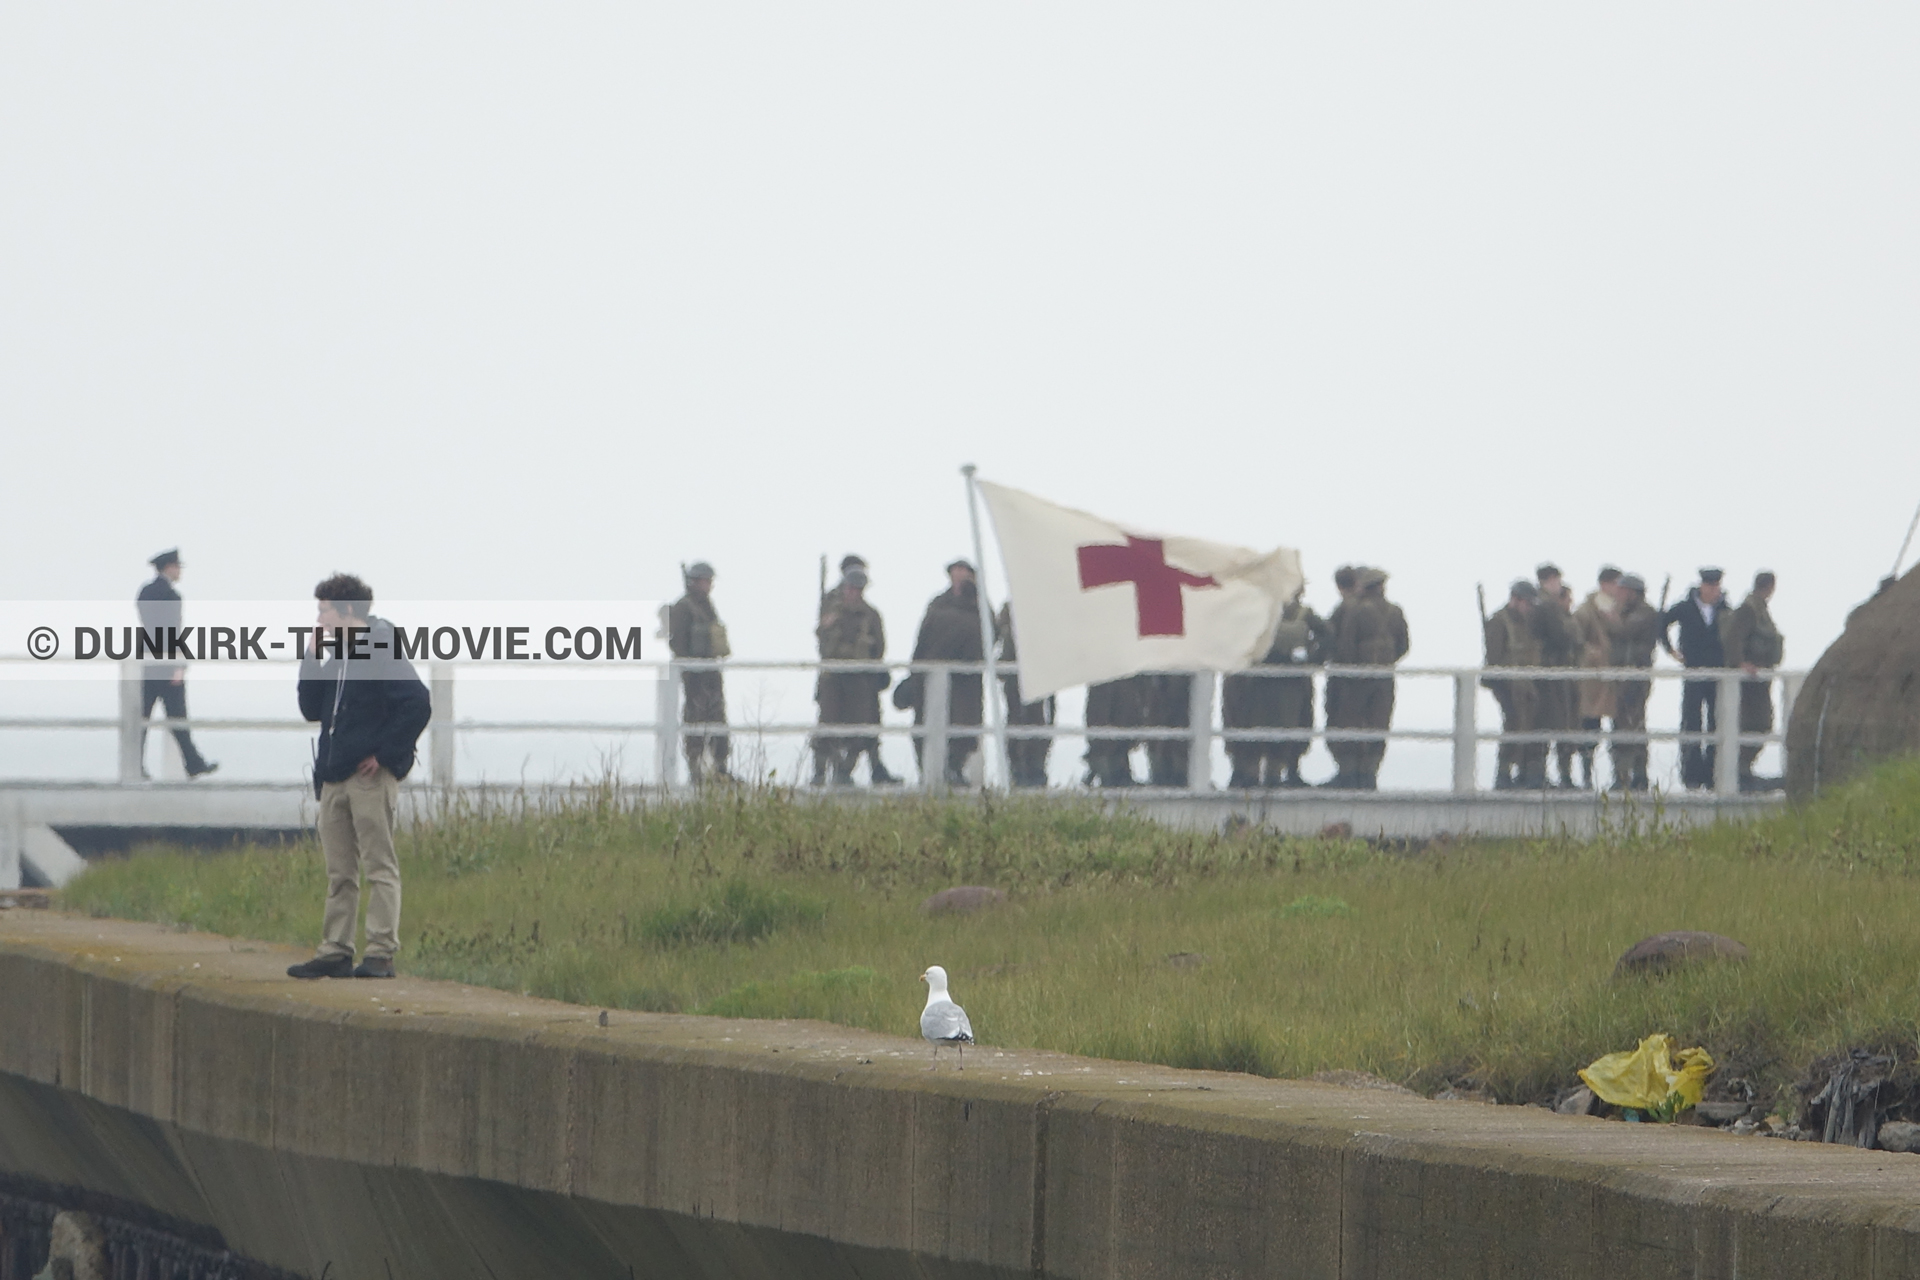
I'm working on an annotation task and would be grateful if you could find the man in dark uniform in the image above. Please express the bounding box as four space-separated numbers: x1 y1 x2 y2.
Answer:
1484 580 1544 789
1083 675 1150 787
897 560 985 787
1721 571 1784 791
995 603 1054 789
1222 588 1327 787
1661 567 1729 789
1609 574 1663 791
667 562 731 783
814 567 896 786
136 549 217 778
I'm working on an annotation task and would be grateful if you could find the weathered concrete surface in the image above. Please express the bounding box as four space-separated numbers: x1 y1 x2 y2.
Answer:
4 913 1919 1279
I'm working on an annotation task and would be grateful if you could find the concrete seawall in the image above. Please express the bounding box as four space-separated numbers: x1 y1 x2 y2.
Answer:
2 913 1917 1279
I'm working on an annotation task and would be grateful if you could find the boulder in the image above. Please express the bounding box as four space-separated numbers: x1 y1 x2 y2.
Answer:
1614 931 1748 976
919 886 1007 916
1878 1120 1920 1153
1555 1086 1596 1116
1786 567 1920 798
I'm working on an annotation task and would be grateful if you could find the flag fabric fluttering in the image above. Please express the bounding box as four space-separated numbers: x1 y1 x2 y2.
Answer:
976 480 1305 701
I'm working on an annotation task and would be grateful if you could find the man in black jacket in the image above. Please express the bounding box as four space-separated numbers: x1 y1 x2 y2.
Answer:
287 574 432 980
135 549 217 778
1661 567 1729 790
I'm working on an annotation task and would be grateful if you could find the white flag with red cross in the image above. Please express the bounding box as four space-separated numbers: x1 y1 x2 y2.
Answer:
977 480 1305 700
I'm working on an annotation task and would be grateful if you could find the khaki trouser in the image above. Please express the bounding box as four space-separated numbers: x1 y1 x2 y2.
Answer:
319 767 401 960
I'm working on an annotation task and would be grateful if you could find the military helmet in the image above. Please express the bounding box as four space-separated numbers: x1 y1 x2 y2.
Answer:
1619 573 1647 595
1510 579 1539 602
684 561 715 581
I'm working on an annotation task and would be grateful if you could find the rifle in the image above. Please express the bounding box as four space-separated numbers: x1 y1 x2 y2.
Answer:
819 555 828 612
1656 574 1676 659
1476 583 1488 629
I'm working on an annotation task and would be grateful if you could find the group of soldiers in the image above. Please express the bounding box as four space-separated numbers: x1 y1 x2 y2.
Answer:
667 555 1780 792
666 555 1049 788
1482 565 1783 792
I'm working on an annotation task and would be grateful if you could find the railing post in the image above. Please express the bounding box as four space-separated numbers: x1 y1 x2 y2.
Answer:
656 662 680 790
1187 672 1213 793
118 659 144 784
0 797 20 891
923 664 950 792
429 663 455 788
1714 670 1741 796
1453 671 1477 795
1778 670 1803 779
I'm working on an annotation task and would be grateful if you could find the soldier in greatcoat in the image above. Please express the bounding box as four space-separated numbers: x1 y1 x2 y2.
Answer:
1222 590 1328 788
1485 580 1545 789
895 560 985 787
815 567 897 786
1720 571 1784 790
668 562 731 783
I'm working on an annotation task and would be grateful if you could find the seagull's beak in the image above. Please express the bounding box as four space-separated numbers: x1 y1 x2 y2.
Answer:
919 970 928 983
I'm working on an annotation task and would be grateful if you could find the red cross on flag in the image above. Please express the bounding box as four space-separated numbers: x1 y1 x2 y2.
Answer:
977 480 1304 700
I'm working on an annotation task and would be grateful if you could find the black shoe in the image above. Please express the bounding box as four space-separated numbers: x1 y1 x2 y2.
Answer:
870 764 901 786
287 953 355 980
188 761 220 778
352 955 396 979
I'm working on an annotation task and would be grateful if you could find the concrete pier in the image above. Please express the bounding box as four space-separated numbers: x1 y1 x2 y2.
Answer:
1 912 1916 1279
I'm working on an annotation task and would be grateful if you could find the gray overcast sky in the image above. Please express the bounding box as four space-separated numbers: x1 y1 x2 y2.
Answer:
3 5 1914 680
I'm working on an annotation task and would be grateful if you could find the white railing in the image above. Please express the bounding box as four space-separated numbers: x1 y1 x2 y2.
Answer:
0 658 1801 799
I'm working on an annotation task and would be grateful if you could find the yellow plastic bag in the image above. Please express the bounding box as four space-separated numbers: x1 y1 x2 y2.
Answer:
1578 1034 1713 1115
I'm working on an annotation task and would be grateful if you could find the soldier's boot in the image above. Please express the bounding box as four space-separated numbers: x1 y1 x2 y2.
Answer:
868 754 901 786
1227 747 1259 790
810 750 830 787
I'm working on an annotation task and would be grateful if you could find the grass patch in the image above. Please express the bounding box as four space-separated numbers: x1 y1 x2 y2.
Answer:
642 880 827 947
56 759 1920 1115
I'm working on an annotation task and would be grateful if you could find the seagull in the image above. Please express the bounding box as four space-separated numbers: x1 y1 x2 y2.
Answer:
919 965 974 1070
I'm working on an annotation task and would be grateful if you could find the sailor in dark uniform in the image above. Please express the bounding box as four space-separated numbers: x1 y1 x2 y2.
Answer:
137 549 217 778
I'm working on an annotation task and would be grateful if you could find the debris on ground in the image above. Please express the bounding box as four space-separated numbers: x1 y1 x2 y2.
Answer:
1578 1034 1713 1119
1311 1070 1417 1096
1802 1048 1898 1147
918 886 1007 916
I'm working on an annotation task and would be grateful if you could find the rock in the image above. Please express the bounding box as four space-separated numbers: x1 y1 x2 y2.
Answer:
1786 565 1920 797
1613 931 1749 976
1311 1070 1417 1096
1319 822 1353 840
1161 952 1208 970
1555 1086 1596 1116
1695 1100 1753 1124
919 886 1007 916
1879 1121 1920 1153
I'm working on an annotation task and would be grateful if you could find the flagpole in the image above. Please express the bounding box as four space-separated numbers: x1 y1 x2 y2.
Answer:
962 464 1010 791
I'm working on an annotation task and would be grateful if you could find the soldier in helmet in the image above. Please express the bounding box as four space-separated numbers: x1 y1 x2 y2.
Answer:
1608 574 1663 791
1325 567 1407 789
1143 672 1194 787
814 566 897 786
1532 564 1582 787
1484 580 1545 789
668 562 731 783
1222 586 1328 787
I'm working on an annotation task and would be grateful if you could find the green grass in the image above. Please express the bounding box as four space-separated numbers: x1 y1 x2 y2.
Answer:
57 761 1920 1113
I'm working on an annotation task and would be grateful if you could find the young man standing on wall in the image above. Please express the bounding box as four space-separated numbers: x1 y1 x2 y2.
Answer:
287 574 432 980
